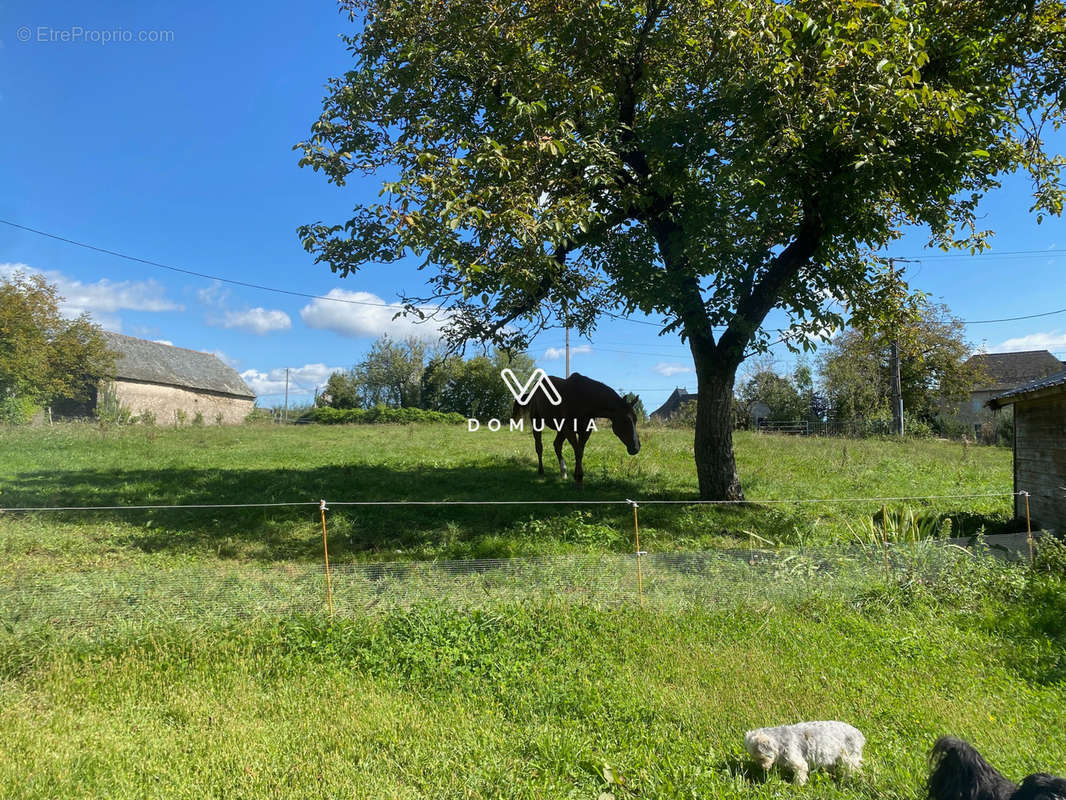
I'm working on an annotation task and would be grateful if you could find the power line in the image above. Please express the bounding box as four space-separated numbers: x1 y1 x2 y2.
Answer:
0 218 398 310
4 218 1063 330
898 248 1066 260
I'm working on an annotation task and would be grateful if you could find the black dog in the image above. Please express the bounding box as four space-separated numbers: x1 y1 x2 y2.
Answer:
927 737 1066 800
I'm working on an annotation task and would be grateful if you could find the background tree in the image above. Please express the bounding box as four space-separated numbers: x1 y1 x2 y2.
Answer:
355 336 427 408
319 370 362 409
0 272 115 423
620 391 647 423
736 359 810 422
298 0 1065 498
818 302 982 424
422 349 536 419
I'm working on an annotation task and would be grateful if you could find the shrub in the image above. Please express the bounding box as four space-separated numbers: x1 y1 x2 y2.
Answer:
244 408 274 424
307 406 466 425
0 395 39 425
137 409 157 426
96 385 132 426
192 410 205 427
175 409 188 426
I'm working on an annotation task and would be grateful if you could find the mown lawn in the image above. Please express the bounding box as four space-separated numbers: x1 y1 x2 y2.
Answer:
2 422 1057 800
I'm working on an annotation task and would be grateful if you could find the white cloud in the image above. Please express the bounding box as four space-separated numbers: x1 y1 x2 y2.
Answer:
0 262 182 319
197 281 231 307
990 330 1066 354
218 307 292 335
153 339 174 346
240 363 343 397
653 362 693 377
543 344 592 360
300 289 446 341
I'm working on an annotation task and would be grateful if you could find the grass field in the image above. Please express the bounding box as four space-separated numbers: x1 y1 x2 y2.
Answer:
2 423 1063 800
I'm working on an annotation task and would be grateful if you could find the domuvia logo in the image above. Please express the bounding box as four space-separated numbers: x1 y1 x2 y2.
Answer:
500 368 563 406
467 368 596 432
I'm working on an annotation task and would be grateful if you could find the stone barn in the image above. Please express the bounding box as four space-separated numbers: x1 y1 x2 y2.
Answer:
990 368 1066 534
96 332 256 425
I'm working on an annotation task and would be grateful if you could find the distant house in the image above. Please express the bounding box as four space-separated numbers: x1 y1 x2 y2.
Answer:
650 387 697 421
649 387 770 427
957 350 1065 425
86 333 256 424
990 368 1066 534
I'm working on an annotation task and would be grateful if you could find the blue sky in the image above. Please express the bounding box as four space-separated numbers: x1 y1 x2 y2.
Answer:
1 0 1064 412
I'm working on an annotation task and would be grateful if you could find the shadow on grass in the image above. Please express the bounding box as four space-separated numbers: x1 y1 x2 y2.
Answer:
714 753 771 784
3 460 762 561
2 458 1018 563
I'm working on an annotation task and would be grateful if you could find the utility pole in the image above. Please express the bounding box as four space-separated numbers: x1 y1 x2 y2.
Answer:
284 367 290 424
565 324 571 378
562 299 571 377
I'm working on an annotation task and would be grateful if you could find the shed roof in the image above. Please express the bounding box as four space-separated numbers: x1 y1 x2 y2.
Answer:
966 350 1065 392
650 387 696 419
102 332 255 398
989 368 1066 408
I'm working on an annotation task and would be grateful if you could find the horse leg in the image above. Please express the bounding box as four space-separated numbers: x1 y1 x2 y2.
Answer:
553 430 568 478
572 423 593 487
534 428 544 475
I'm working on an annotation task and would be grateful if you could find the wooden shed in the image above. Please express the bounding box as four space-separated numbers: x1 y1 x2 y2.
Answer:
990 369 1066 533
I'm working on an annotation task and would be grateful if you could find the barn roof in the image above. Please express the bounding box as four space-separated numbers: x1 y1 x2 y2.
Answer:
966 350 1065 392
989 368 1066 408
650 387 697 419
102 332 255 398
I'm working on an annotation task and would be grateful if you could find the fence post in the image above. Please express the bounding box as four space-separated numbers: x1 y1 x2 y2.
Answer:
1023 491 1034 566
880 503 893 583
319 499 335 618
627 499 645 607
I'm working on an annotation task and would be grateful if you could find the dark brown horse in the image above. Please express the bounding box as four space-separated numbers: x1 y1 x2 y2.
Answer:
511 372 640 486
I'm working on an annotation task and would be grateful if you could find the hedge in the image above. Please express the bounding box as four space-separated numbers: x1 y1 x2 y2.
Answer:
306 406 467 425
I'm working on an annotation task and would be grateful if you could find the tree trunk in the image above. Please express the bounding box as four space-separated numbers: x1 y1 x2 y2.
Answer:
693 361 744 501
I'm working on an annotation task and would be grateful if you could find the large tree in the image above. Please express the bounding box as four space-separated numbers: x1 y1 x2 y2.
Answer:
297 0 1065 498
819 302 982 423
0 271 115 421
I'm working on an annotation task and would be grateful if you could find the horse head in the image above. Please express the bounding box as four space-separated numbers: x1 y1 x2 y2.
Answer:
611 398 641 455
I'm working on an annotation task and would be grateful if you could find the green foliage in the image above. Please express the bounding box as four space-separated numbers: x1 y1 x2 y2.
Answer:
243 407 274 424
0 271 115 408
0 395 39 425
355 335 426 408
619 391 646 423
308 406 466 425
137 409 157 427
1035 536 1066 577
191 411 205 427
320 369 362 409
94 385 132 427
422 349 536 419
175 409 188 427
737 360 809 422
820 303 980 424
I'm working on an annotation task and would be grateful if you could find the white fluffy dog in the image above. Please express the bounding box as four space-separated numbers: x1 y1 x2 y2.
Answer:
744 721 866 785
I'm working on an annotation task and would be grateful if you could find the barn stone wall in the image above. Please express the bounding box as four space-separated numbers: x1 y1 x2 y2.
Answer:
1014 392 1066 533
108 380 254 426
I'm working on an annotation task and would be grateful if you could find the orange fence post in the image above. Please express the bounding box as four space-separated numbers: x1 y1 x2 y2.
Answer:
319 499 335 618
